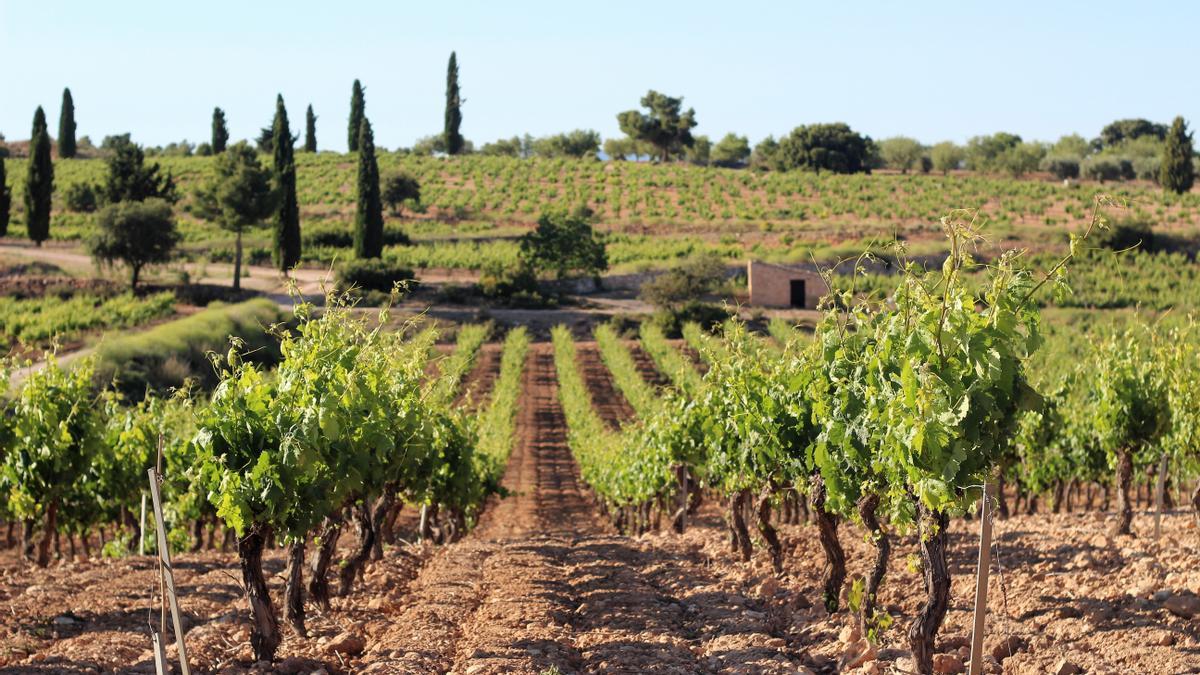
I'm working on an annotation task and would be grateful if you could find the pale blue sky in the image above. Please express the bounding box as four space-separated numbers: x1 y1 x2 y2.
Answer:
2 1 1196 151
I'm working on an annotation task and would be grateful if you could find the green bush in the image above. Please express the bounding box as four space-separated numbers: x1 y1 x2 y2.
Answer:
63 182 99 213
336 258 415 294
650 301 732 338
1082 156 1134 182
477 261 557 308
303 222 409 248
639 253 727 308
93 298 284 399
1040 156 1080 180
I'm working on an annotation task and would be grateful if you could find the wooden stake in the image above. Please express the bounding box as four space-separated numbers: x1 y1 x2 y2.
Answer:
149 468 191 675
150 629 168 675
139 493 147 557
1154 454 1169 541
678 464 688 533
968 481 996 675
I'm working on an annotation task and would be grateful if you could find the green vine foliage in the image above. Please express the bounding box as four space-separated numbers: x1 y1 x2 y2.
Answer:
2 356 106 524
194 295 414 540
1161 320 1200 473
1075 324 1172 471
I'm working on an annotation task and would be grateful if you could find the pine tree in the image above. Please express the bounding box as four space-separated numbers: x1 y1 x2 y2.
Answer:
304 104 317 153
25 107 54 246
348 80 365 152
1161 116 1195 195
58 88 77 159
0 155 11 237
212 107 229 153
353 117 383 258
444 52 464 155
272 95 302 273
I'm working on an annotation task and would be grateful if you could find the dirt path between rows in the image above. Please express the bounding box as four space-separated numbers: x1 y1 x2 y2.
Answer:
574 342 637 430
626 339 671 391
361 343 803 674
454 343 501 410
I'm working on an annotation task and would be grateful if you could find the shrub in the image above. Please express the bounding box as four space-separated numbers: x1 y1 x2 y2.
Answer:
774 123 874 174
519 208 608 279
336 258 415 294
639 254 727 308
1040 156 1080 180
477 261 557 308
64 182 99 212
1133 157 1161 183
650 302 733 338
711 133 751 167
878 136 924 173
303 222 409 248
1082 156 1133 182
531 130 602 159
382 171 421 215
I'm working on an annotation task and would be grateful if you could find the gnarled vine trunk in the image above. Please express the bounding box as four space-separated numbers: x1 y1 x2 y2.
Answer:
687 481 703 515
996 474 1009 519
671 464 689 533
123 506 140 554
908 503 950 675
1112 448 1134 536
1192 482 1200 537
857 492 890 627
22 519 35 561
1051 479 1066 514
809 474 845 614
35 500 59 568
191 518 205 553
308 512 343 609
729 490 752 561
370 485 397 560
238 525 281 662
754 487 782 575
339 501 375 596
284 539 307 637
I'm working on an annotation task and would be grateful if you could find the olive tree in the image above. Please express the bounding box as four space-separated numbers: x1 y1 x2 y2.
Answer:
878 136 924 173
88 199 180 289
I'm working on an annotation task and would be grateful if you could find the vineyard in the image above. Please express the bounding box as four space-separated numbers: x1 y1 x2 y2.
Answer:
0 202 1197 674
6 154 1200 274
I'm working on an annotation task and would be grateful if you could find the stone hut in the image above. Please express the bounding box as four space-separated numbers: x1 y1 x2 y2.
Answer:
746 260 828 309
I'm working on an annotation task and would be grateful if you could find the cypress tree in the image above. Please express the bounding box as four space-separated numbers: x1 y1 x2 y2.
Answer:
0 155 10 237
58 88 77 159
444 52 464 155
212 107 229 153
25 107 54 246
1161 116 1195 195
348 80 365 152
272 95 302 273
304 104 317 153
353 117 383 258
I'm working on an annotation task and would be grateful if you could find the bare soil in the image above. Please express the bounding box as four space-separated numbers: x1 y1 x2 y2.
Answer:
454 343 501 410
573 342 637 430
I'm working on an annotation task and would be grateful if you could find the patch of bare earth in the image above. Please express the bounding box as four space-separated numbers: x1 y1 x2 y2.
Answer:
454 343 501 410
